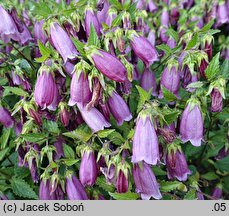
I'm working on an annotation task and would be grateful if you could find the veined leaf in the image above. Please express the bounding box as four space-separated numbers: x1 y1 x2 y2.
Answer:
205 52 220 80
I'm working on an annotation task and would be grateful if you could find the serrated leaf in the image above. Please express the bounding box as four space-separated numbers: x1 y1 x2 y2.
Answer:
152 166 167 176
156 44 172 54
21 133 47 143
64 159 79 166
107 131 125 145
11 178 38 199
63 144 75 159
199 19 214 32
3 86 28 97
14 166 30 179
221 60 229 77
0 128 11 149
215 155 229 172
161 86 177 102
97 129 115 138
88 24 100 47
34 2 52 18
112 13 123 27
186 33 198 50
43 120 60 134
166 28 179 43
0 148 9 161
96 176 115 192
135 85 151 112
205 53 220 80
201 172 219 181
37 40 51 57
184 189 197 200
160 181 182 192
72 37 86 57
108 0 123 10
164 111 180 125
63 125 92 142
186 81 204 89
109 192 139 200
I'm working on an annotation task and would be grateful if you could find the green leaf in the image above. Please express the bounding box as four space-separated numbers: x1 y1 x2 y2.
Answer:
34 2 52 18
215 155 229 172
199 19 214 32
109 192 139 200
108 0 123 10
161 86 177 102
164 111 180 125
166 28 179 43
72 37 86 57
221 60 229 78
0 128 11 149
160 181 183 192
11 178 38 199
63 144 75 159
64 159 79 166
96 176 115 193
97 129 115 138
112 13 123 27
107 131 125 145
14 166 30 179
63 125 92 142
3 86 28 97
186 81 204 89
201 172 219 181
185 33 198 50
37 40 51 56
21 133 46 143
156 44 172 55
205 53 220 80
152 166 167 176
88 24 100 47
0 148 9 161
135 85 151 112
184 189 197 200
43 120 60 134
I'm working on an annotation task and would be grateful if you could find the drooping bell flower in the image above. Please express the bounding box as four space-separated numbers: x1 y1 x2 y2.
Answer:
148 0 157 12
199 59 208 78
34 70 57 109
9 7 24 33
165 144 191 181
211 88 223 112
105 8 117 27
130 33 158 68
212 184 223 200
107 91 132 126
79 149 97 186
28 108 42 126
161 8 169 27
50 22 78 63
85 8 101 38
18 145 26 167
0 107 14 128
167 37 176 49
116 169 129 193
97 0 109 24
0 5 19 43
18 24 32 45
140 68 157 96
77 103 111 133
39 179 56 200
160 65 180 98
133 162 162 200
147 30 156 47
66 173 88 200
132 112 160 165
64 61 74 77
69 71 92 106
182 67 199 92
34 20 47 44
217 1 229 26
47 84 60 111
159 26 168 43
179 98 204 146
90 48 127 82
98 101 111 121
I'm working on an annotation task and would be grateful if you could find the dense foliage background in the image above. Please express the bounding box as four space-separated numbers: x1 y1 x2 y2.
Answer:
0 0 228 200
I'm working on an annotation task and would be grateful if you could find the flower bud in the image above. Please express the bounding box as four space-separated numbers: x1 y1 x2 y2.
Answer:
50 22 78 63
161 8 169 27
130 34 158 68
133 162 162 200
217 2 229 26
85 8 101 38
39 179 55 200
147 30 156 47
91 49 127 82
60 107 70 127
148 0 157 12
54 137 65 160
166 147 191 181
116 169 129 193
79 149 98 186
77 103 111 133
179 100 204 146
9 8 24 33
140 68 157 96
66 174 88 200
132 114 160 165
69 72 92 106
0 107 14 128
211 88 223 112
212 185 223 200
107 91 132 126
34 71 57 109
28 108 42 126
